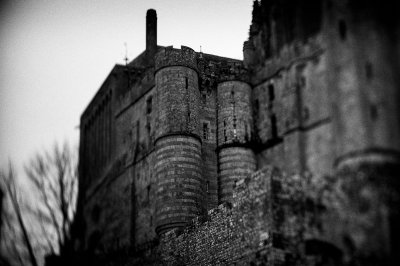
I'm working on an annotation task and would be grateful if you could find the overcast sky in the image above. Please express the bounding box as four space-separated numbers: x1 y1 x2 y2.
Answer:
0 0 253 173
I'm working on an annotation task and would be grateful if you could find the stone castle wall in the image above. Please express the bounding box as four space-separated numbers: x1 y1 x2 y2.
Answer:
74 1 400 265
116 166 305 266
153 166 304 266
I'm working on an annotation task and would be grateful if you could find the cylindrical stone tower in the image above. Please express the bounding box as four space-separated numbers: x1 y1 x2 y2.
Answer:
154 46 204 235
217 69 256 203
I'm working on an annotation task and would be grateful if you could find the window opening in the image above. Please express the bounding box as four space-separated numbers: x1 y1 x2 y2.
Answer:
203 122 209 140
268 84 275 101
146 96 152 114
271 114 278 138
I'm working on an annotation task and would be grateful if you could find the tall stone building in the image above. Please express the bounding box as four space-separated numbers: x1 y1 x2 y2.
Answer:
73 1 400 265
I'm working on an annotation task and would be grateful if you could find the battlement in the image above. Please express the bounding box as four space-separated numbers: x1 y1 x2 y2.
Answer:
155 45 198 73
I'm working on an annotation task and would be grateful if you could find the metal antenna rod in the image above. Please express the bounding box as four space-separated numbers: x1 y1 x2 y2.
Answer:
124 42 129 66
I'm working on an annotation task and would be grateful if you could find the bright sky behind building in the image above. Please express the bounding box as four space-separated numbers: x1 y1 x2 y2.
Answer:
0 0 253 173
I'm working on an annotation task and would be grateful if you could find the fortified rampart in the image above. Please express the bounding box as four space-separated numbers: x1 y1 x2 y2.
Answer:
153 166 304 266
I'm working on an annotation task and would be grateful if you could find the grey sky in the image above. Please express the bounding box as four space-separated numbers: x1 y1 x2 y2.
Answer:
0 0 253 172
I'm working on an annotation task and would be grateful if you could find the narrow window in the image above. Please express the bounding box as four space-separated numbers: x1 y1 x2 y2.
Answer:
271 114 278 138
254 99 259 113
147 185 151 201
203 122 209 140
185 77 190 125
233 116 237 139
370 104 378 120
365 62 373 80
202 93 207 104
146 96 152 114
268 84 275 102
223 120 227 142
206 181 209 193
339 20 347 41
147 123 151 134
245 122 249 141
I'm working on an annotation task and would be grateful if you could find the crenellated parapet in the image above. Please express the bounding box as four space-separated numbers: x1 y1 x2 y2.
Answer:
155 46 198 73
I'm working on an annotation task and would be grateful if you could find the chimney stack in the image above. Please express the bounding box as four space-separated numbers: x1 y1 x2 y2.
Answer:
146 9 157 62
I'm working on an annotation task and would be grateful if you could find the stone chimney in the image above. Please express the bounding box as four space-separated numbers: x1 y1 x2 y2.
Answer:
146 9 157 62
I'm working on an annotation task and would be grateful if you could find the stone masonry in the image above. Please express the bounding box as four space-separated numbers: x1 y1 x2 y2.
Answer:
70 1 400 265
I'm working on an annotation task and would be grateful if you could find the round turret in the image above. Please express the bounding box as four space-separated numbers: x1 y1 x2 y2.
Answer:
154 135 203 235
217 81 253 145
154 46 200 140
154 45 204 235
216 80 256 203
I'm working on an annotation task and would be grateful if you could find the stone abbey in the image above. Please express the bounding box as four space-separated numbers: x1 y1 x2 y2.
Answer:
74 1 400 265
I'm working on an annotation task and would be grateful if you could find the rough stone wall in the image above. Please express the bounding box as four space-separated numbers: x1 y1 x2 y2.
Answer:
83 169 131 253
80 62 158 253
154 135 204 235
132 152 157 247
142 166 305 266
325 0 400 160
130 163 399 266
196 54 244 209
217 81 254 145
198 74 218 209
217 81 256 203
82 127 157 254
114 82 158 248
115 88 156 164
80 66 117 190
253 51 334 178
218 147 256 203
81 162 400 266
250 0 333 181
